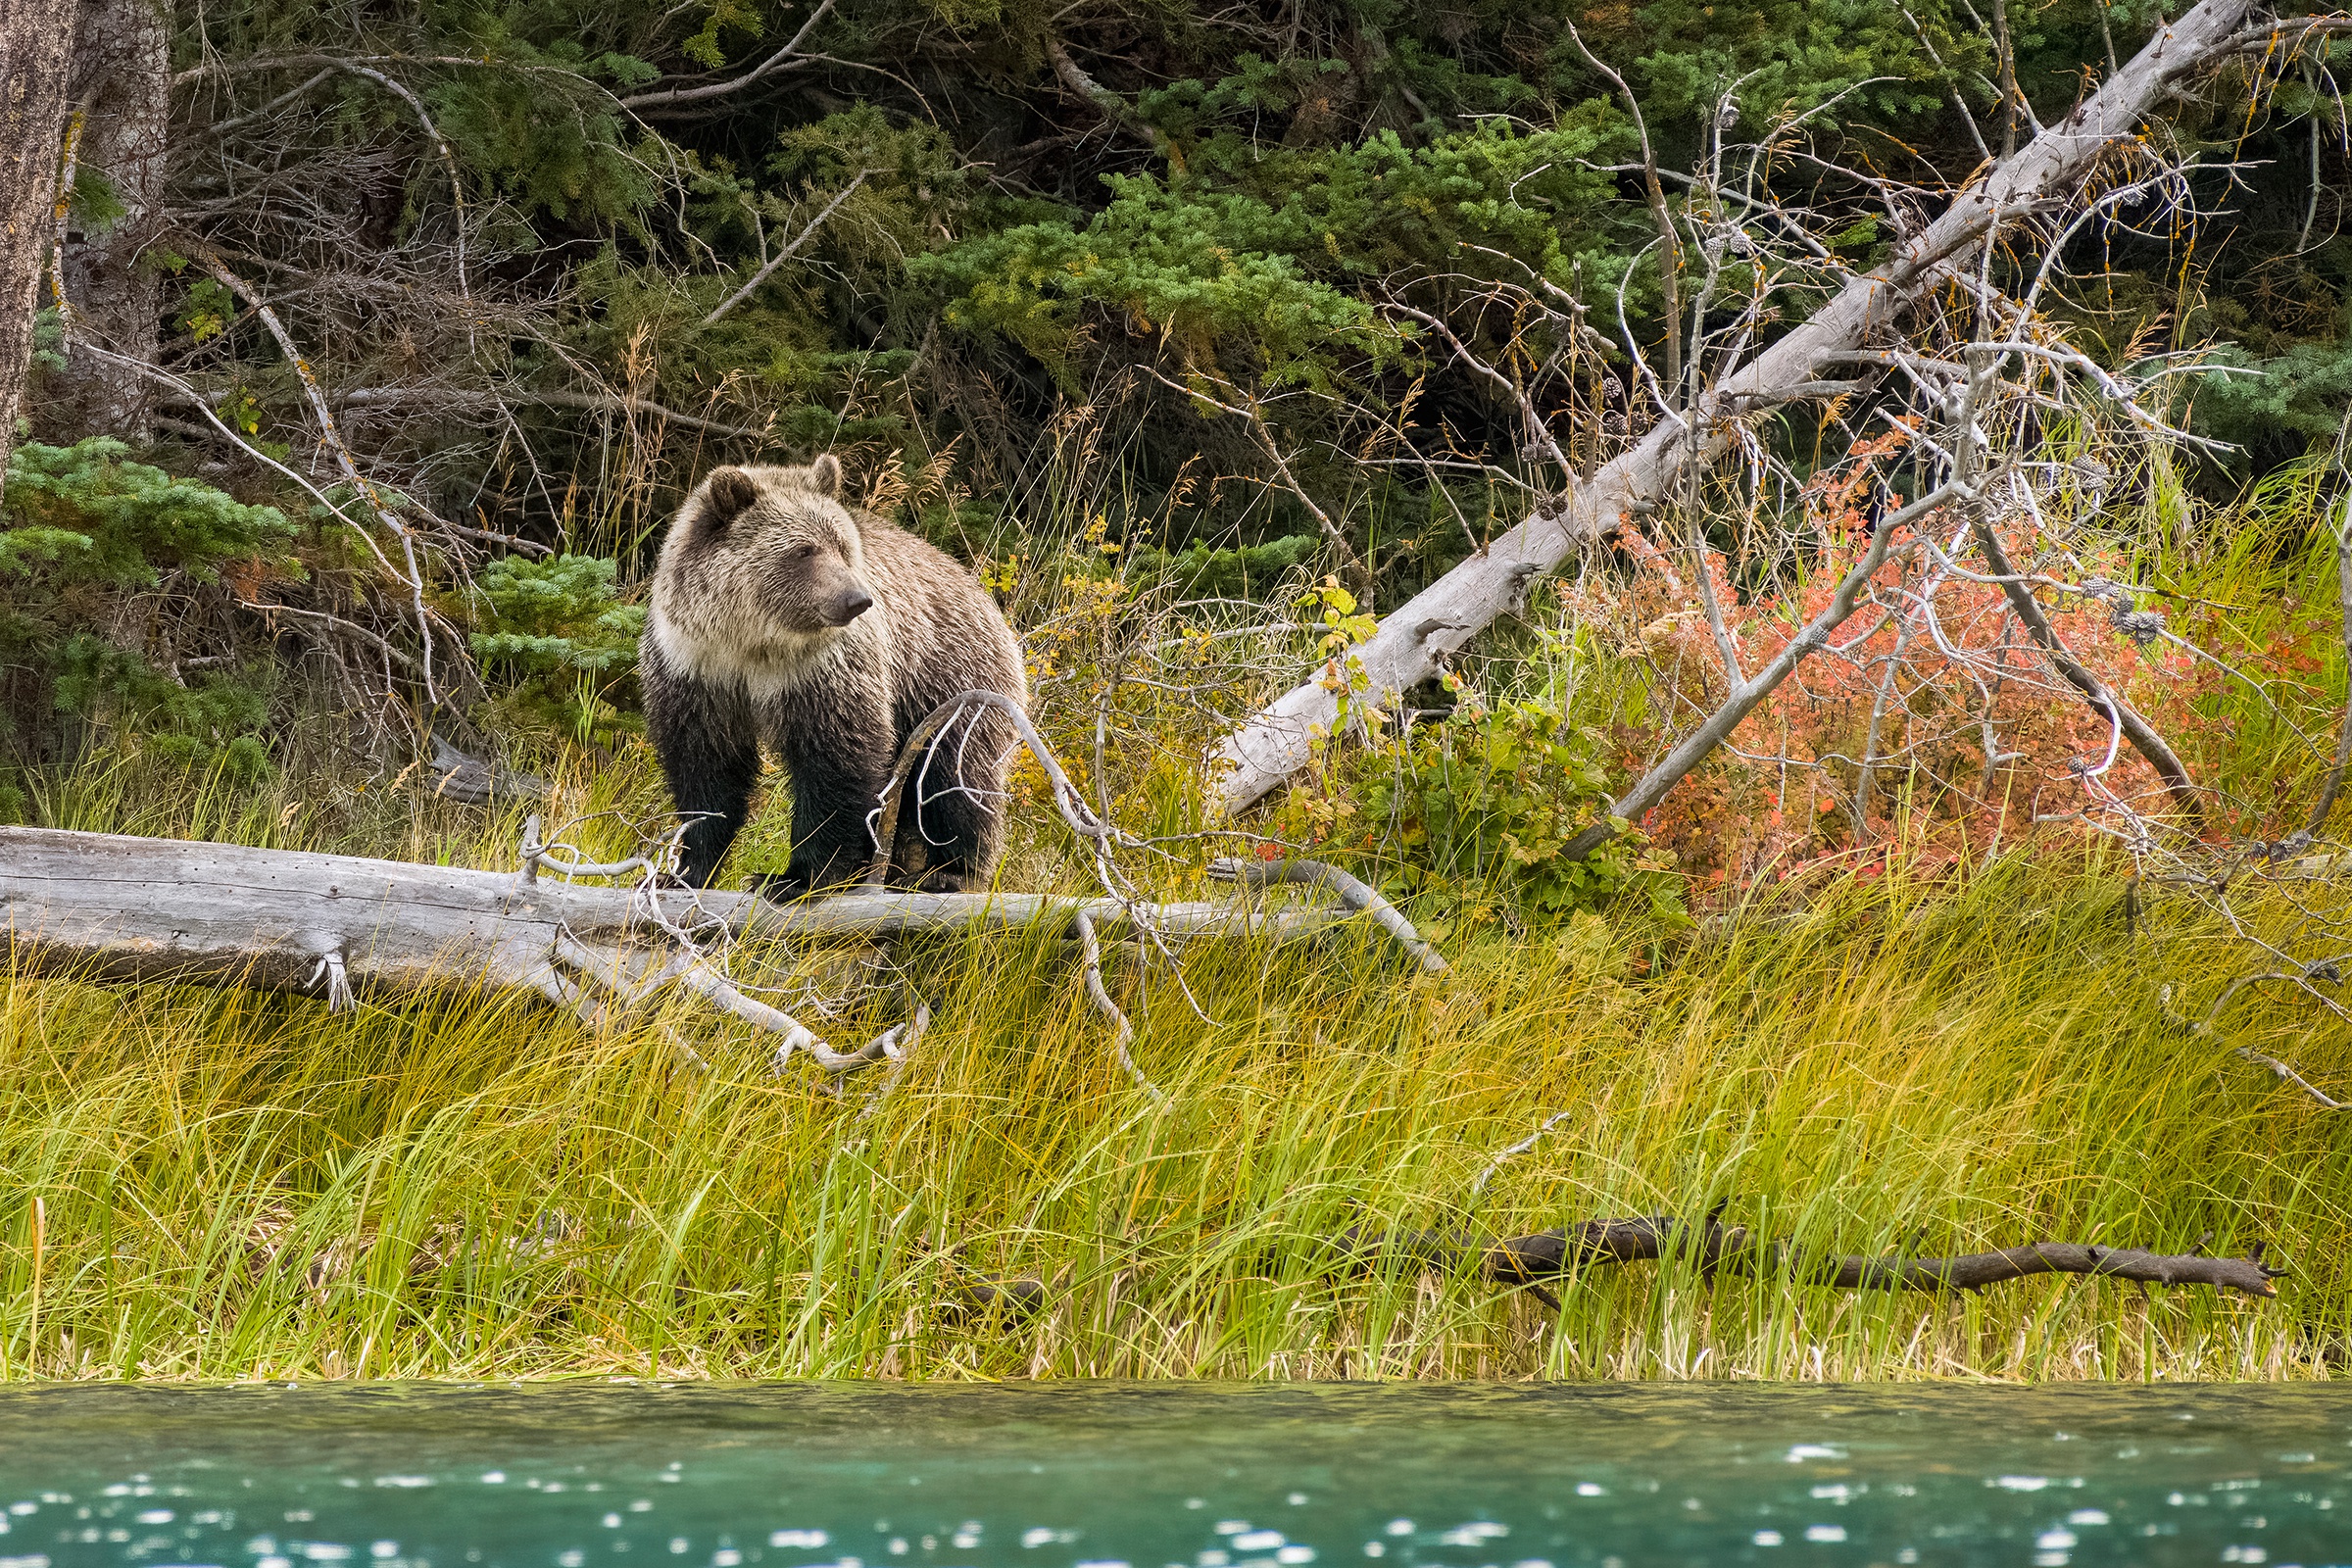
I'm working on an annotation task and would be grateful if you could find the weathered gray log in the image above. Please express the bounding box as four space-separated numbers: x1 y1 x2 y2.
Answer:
0 826 1407 1010
1209 0 2258 813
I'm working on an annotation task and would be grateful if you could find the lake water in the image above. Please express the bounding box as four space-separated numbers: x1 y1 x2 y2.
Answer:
0 1384 2342 1568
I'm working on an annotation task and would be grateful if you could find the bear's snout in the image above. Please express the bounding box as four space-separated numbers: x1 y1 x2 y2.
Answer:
823 584 876 626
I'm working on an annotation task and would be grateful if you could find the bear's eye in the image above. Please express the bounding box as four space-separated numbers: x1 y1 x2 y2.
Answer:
792 543 819 561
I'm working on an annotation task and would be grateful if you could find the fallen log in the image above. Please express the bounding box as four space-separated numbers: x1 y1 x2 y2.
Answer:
940 1212 2286 1333
0 825 1421 992
1208 0 2262 814
0 825 1438 1082
1336 1213 2285 1300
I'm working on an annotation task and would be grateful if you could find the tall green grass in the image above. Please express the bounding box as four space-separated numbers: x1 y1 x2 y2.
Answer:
2 752 2345 1384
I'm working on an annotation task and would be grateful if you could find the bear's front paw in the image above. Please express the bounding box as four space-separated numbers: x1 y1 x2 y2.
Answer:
912 867 969 894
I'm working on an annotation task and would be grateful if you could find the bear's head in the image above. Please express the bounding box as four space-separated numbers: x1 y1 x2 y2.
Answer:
661 456 877 643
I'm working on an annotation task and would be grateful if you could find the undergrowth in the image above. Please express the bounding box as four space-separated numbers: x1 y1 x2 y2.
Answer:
0 753 2346 1384
4 447 2350 1385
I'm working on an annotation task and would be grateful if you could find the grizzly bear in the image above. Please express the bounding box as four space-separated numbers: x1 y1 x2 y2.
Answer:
641 457 1028 897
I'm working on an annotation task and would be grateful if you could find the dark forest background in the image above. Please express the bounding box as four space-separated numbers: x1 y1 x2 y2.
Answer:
5 0 2346 786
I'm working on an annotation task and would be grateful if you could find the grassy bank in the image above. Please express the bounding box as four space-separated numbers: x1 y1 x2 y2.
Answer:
2 755 2347 1384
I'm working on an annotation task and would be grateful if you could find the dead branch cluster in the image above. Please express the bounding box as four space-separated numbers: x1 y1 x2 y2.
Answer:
1219 0 2284 817
48 29 885 762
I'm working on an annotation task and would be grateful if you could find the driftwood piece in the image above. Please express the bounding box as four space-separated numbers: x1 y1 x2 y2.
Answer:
1340 1213 2285 1300
935 1212 2287 1332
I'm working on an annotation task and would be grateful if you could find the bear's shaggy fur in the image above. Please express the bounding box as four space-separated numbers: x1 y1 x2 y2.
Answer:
642 456 1028 896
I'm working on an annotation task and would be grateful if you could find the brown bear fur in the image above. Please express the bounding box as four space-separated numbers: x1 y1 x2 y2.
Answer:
641 456 1028 896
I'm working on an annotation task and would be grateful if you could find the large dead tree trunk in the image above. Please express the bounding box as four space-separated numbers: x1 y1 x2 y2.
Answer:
1209 0 2255 815
0 826 1391 992
0 0 75 473
54 0 166 438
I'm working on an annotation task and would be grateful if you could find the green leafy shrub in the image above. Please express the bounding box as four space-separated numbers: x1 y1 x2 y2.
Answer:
0 437 296 776
1127 533 1320 599
1276 689 1685 928
467 554 647 744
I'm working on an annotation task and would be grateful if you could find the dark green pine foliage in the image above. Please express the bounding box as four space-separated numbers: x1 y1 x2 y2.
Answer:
159 0 2349 538
0 439 299 794
467 554 650 744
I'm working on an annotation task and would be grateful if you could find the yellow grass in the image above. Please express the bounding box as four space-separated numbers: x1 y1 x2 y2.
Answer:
2 749 2345 1384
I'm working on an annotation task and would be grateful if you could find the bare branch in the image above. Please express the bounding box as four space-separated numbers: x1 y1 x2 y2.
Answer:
2236 1046 2351 1110
318 62 473 332
1561 481 1960 863
1072 908 1167 1104
617 0 836 112
1969 512 2201 815
1558 17 1683 397
338 385 778 441
1345 1213 2286 1298
1206 857 1447 974
177 239 450 706
1046 37 1171 160
1142 367 1373 596
701 172 869 327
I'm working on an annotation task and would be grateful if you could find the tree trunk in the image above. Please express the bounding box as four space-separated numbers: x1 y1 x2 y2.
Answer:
0 0 76 474
55 0 166 438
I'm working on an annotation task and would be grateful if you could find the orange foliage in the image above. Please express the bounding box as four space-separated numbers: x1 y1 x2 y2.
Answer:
1565 433 2303 895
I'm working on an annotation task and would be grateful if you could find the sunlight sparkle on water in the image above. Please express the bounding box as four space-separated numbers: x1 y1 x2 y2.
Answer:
0 1385 2343 1568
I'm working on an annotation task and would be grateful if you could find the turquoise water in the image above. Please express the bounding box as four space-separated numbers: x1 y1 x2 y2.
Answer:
0 1385 2344 1568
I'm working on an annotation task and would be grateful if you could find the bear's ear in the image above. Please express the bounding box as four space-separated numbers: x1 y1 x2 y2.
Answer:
701 467 760 530
808 452 843 499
